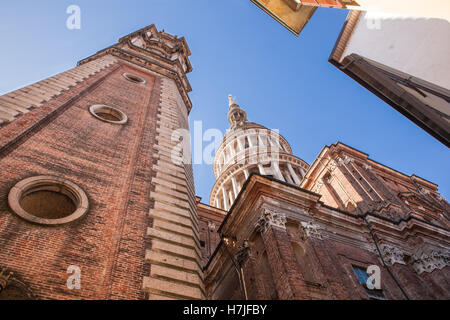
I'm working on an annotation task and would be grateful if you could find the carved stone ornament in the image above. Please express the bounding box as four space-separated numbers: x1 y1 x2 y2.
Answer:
255 209 286 233
380 244 406 266
314 180 323 193
419 187 430 196
235 240 251 266
300 221 323 240
327 160 337 173
0 267 12 292
208 222 217 232
337 155 354 167
0 266 35 300
412 246 450 274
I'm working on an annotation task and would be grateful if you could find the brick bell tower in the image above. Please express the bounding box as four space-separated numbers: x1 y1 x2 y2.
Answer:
0 25 204 300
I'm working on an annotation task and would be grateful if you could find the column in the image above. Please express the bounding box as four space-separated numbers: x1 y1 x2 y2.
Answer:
244 169 249 180
284 170 294 184
222 187 229 211
272 161 286 182
258 164 267 176
255 209 309 300
228 190 234 205
231 176 239 199
298 167 306 178
237 137 244 151
287 163 301 185
248 135 254 148
258 135 266 147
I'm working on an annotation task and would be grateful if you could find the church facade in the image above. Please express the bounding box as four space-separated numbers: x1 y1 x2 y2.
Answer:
0 25 448 300
200 97 450 300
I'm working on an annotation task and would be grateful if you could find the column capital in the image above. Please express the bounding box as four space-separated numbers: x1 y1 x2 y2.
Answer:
255 209 287 233
300 221 323 240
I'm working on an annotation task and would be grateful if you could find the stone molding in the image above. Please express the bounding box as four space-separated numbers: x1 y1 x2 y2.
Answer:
8 175 89 226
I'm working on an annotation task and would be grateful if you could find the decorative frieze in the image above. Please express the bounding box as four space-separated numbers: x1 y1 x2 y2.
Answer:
255 209 286 233
380 244 406 266
412 248 450 274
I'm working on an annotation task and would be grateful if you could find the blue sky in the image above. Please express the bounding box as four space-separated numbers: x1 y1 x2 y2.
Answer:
1 1 448 203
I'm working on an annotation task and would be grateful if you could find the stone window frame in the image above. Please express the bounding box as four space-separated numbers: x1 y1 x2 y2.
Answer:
8 176 89 226
89 104 128 125
122 73 146 84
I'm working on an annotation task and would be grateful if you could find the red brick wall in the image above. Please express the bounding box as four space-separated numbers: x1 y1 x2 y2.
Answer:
222 226 449 300
243 227 450 300
0 61 161 300
197 203 226 266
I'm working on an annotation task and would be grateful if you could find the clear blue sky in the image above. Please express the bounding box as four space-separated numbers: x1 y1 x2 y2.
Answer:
1 1 448 203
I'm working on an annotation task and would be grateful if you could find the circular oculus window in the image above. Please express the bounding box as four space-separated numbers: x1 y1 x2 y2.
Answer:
8 176 89 226
123 73 146 84
89 105 128 125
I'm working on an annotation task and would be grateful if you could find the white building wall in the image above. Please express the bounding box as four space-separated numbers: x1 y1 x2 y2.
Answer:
340 12 450 90
347 0 450 22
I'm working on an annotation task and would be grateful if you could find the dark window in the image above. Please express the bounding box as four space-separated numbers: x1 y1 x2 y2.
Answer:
200 241 206 248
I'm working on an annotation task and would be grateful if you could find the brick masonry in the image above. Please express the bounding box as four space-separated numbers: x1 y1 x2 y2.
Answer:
0 58 165 299
0 25 204 300
143 77 204 300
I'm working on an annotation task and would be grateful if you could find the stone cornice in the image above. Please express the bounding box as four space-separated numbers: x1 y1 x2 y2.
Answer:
219 174 450 251
124 39 193 84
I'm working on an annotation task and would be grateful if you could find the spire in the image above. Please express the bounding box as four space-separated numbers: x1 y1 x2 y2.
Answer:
228 94 237 108
227 94 248 129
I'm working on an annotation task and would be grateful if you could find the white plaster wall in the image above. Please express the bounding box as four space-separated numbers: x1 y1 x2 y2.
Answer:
347 0 450 21
341 12 450 90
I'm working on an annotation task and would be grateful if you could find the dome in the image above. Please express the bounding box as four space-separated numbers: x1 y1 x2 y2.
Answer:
209 95 309 210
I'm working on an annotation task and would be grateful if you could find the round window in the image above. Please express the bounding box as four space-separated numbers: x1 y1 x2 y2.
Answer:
89 105 128 125
123 73 146 84
8 176 89 225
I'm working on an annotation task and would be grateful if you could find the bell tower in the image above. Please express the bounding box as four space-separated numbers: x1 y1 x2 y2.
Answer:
0 25 203 300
